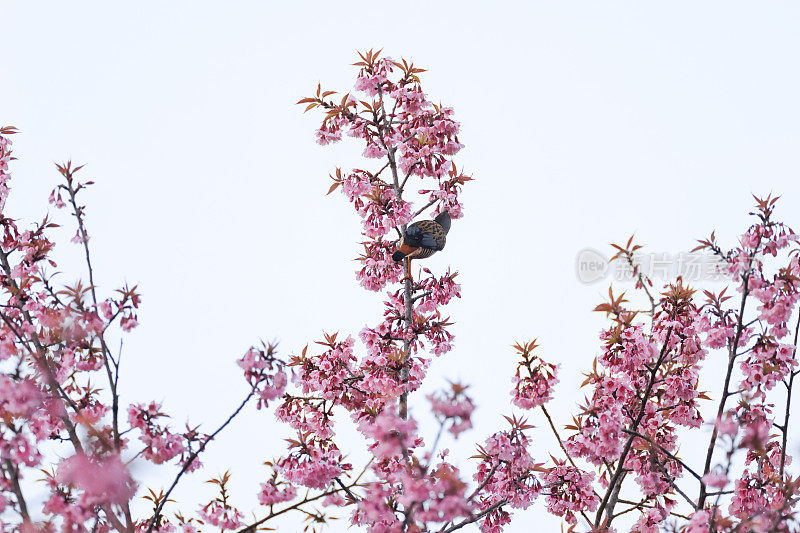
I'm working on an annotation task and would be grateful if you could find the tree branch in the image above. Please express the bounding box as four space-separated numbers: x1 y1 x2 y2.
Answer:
779 309 800 475
698 243 758 508
144 387 257 533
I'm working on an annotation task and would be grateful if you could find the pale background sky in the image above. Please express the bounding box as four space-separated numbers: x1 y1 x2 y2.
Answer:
2 2 800 531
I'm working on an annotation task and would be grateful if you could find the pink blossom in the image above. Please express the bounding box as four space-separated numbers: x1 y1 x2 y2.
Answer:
427 384 475 437
701 471 729 489
198 501 244 530
363 143 387 158
99 299 115 320
474 428 541 518
237 345 287 408
0 377 43 418
276 438 350 489
542 463 599 525
70 229 87 244
351 484 401 531
359 408 418 459
120 314 138 331
684 510 711 533
511 359 558 410
128 402 187 463
715 414 739 436
257 479 297 506
48 188 66 209
57 453 136 505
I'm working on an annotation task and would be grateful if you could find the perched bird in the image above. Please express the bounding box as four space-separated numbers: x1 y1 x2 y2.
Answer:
392 210 451 267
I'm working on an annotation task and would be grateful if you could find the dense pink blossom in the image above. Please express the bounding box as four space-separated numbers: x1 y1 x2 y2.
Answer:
128 402 187 464
359 408 420 459
198 501 244 530
510 344 558 410
276 438 351 489
258 478 297 506
542 463 599 525
237 344 287 408
1 52 799 533
473 424 542 528
427 383 475 437
0 377 43 418
57 453 136 505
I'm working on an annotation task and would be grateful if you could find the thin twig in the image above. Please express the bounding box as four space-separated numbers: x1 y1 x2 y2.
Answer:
699 238 760 508
236 461 371 533
779 310 800 475
144 387 258 533
3 458 30 521
439 499 507 533
413 199 437 220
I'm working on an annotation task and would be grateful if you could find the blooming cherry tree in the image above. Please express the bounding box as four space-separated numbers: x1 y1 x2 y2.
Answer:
0 50 798 533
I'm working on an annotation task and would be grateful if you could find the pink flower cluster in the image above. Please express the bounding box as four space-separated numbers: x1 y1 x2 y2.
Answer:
56 453 136 506
509 341 558 410
198 500 244 531
541 463 599 525
358 408 420 460
357 185 412 239
237 344 287 408
0 377 43 418
565 280 710 506
276 335 358 438
0 129 14 213
564 374 628 466
427 382 475 437
356 238 404 292
351 410 472 531
276 436 351 490
258 476 297 506
415 268 461 313
128 402 186 464
473 424 542 530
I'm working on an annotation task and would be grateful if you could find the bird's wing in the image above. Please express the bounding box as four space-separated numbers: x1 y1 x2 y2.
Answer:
406 220 443 249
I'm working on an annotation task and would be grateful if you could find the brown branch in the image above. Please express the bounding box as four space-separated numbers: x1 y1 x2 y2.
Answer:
439 499 507 533
63 172 124 451
620 429 703 482
699 246 758 508
779 310 800 475
0 250 86 455
541 405 580 470
612 499 692 521
467 462 500 502
3 458 30 521
236 462 371 533
379 96 414 421
412 199 437 220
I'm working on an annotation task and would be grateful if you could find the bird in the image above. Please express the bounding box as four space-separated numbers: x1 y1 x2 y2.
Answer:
392 210 451 280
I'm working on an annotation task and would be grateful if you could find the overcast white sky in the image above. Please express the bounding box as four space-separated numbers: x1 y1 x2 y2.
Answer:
3 2 800 531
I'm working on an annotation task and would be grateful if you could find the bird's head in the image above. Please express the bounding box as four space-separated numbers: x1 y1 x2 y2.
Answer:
434 210 451 234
